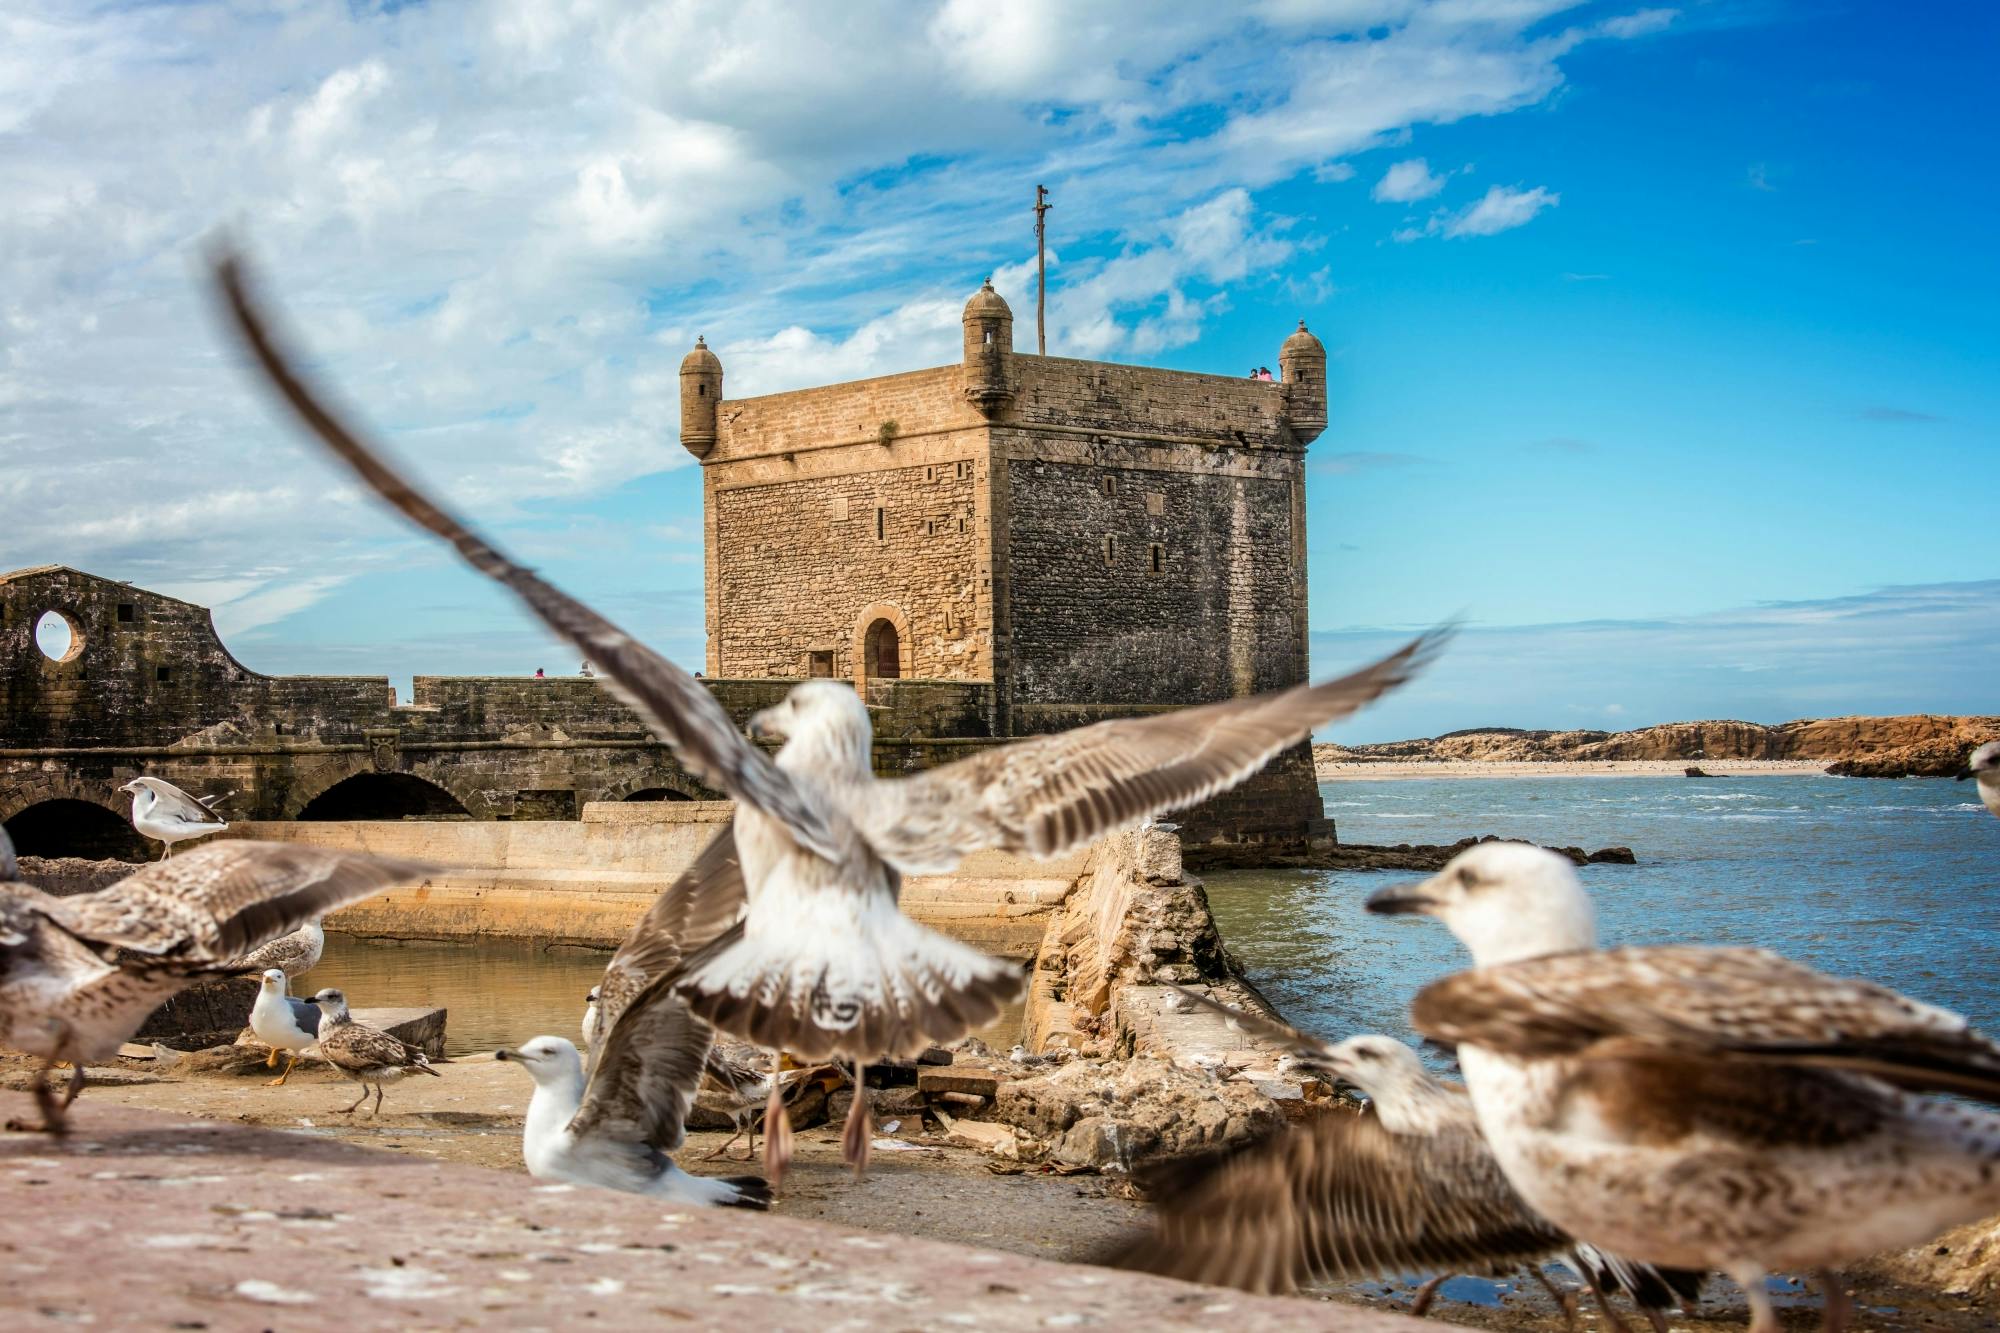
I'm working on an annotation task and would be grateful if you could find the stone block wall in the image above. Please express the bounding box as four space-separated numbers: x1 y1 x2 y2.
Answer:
1010 356 1291 443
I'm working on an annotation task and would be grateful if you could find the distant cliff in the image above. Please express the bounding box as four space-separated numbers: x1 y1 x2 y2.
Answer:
1315 715 2000 778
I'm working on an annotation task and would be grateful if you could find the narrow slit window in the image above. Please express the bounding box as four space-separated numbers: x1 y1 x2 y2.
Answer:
875 506 886 541
1149 543 1165 574
1102 535 1117 566
1101 474 1118 497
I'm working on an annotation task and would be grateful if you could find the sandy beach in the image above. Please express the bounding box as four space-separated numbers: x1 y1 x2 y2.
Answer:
1316 758 1832 781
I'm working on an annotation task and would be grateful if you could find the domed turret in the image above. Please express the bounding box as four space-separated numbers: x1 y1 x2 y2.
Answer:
961 280 1014 419
1278 320 1326 445
679 336 722 459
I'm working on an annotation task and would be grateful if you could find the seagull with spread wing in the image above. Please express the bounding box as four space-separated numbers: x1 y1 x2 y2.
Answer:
213 248 1448 1176
1367 840 2000 1333
1123 995 1701 1330
229 917 325 978
119 776 230 859
1959 740 2000 818
0 826 435 1132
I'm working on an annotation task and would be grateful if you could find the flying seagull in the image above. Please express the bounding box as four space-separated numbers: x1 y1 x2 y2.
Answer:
497 1025 771 1208
306 987 441 1114
229 917 325 978
249 967 321 1085
119 776 230 859
0 828 435 1131
1126 993 1701 1330
1367 840 2000 1333
1959 740 2000 818
213 248 1449 1177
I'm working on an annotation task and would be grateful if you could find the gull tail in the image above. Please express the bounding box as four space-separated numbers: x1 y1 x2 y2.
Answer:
717 1175 773 1211
677 911 1024 1063
1573 1244 1705 1311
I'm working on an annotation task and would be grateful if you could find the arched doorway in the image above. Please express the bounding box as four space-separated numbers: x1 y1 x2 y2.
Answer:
3 799 152 862
298 773 471 821
863 618 901 681
623 787 694 802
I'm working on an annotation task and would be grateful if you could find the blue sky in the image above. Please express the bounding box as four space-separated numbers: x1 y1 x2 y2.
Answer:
3 2 1993 741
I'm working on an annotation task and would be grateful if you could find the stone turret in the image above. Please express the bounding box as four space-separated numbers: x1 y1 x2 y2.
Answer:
1278 320 1326 446
961 280 1015 419
679 336 722 459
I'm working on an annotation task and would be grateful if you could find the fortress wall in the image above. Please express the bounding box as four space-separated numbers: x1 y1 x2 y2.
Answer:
1011 356 1289 442
714 364 983 459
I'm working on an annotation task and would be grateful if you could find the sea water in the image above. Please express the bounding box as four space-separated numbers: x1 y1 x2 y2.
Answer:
1204 774 1999 1067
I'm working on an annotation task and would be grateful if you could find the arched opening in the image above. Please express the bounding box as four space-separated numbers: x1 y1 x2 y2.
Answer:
34 611 81 664
623 787 694 802
863 618 901 681
4 799 151 862
298 773 471 821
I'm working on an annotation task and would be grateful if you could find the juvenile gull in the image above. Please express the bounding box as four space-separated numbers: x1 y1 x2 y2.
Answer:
119 776 230 859
0 828 434 1131
229 917 324 978
1959 740 2000 818
1126 994 1700 1330
215 250 1448 1178
1367 841 2000 1333
497 1029 771 1208
248 967 320 1085
307 987 441 1114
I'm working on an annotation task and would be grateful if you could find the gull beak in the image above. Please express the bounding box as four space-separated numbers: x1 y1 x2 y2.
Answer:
746 710 778 741
495 1048 520 1062
1366 878 1441 917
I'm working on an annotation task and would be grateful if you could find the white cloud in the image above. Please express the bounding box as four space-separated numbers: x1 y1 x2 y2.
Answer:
1397 182 1558 240
1373 157 1447 202
0 0 1668 625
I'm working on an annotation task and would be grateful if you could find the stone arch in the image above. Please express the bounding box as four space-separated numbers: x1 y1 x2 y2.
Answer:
623 787 694 802
297 771 472 821
852 601 911 691
607 772 708 803
3 798 151 861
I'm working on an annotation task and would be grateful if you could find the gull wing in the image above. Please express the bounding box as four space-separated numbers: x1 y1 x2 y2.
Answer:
591 821 747 1062
1411 946 2000 1103
570 968 715 1156
322 1021 429 1073
1118 1110 1566 1294
41 841 437 963
142 779 227 828
857 628 1450 872
213 251 839 863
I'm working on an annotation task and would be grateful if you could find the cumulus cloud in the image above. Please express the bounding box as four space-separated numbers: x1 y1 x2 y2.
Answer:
1373 158 1448 202
0 0 1670 630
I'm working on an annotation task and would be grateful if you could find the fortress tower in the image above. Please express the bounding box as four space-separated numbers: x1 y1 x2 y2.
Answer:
685 281 1328 796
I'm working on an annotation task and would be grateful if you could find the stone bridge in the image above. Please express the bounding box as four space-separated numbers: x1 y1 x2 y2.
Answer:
2 565 1323 863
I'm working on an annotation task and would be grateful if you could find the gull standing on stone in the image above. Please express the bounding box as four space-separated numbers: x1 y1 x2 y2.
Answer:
1366 841 2000 1333
306 987 441 1115
249 967 321 1085
229 917 324 978
214 250 1449 1178
119 777 230 859
1129 992 1701 1330
497 1028 772 1208
0 827 434 1131
1959 740 2000 818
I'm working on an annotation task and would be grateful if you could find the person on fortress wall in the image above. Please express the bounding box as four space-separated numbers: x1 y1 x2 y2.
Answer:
535 667 545 679
1255 366 1275 381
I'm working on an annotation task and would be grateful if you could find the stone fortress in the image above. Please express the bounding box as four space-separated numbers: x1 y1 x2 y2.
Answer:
2 283 1333 865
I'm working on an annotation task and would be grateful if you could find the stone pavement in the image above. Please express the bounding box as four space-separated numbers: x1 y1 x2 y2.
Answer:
0 1094 1418 1332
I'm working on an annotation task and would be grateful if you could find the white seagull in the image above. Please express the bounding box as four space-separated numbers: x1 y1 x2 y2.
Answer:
214 248 1449 1178
248 967 321 1085
0 828 434 1131
581 985 602 1050
497 1032 771 1209
119 776 230 859
1366 841 2000 1333
1130 993 1702 1330
1959 740 2000 818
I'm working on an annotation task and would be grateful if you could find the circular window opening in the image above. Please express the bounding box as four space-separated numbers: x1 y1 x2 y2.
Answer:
34 610 82 664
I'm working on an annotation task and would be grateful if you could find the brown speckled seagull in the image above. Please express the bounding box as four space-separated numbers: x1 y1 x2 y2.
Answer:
1367 840 2000 1333
307 987 441 1114
213 247 1449 1177
0 827 435 1132
1124 993 1702 1330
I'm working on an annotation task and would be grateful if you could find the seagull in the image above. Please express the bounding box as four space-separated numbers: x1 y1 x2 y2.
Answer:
581 985 602 1050
213 248 1449 1178
306 987 441 1114
1365 841 2000 1333
118 777 230 859
1959 740 2000 817
248 967 321 1085
229 917 324 978
698 1037 819 1163
497 1032 772 1208
0 827 434 1132
1133 990 1701 1330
